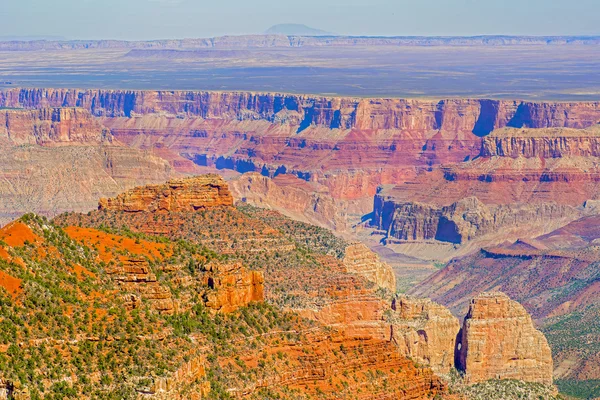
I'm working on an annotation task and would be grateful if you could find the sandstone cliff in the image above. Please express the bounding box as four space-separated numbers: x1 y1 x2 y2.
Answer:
373 193 581 245
343 243 396 292
0 107 112 146
0 108 175 226
98 175 233 212
2 89 598 133
456 292 553 385
199 261 264 313
390 295 460 374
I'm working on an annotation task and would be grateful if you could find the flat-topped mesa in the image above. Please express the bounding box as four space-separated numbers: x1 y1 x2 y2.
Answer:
481 126 600 158
98 175 233 212
390 295 460 374
0 107 112 146
199 261 264 313
457 292 553 385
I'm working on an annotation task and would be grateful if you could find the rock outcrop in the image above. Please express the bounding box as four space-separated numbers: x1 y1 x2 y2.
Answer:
390 295 460 374
98 175 233 212
199 261 264 313
343 243 396 292
373 193 580 244
456 292 553 385
2 89 598 132
0 107 112 146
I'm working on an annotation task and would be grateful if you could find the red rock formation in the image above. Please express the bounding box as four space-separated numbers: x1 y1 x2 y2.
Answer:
98 175 233 212
229 173 363 231
456 292 553 385
199 260 264 313
246 333 448 400
2 89 598 132
343 243 396 292
390 295 460 374
0 107 112 146
373 194 581 245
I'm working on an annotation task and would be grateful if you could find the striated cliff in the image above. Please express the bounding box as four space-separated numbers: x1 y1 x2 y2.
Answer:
390 295 460 374
98 175 233 212
373 194 581 244
0 107 175 225
456 292 553 385
1 88 599 132
0 107 112 146
342 243 396 292
199 261 264 313
481 126 600 158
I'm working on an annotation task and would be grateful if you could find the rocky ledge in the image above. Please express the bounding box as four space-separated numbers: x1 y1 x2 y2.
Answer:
98 175 233 212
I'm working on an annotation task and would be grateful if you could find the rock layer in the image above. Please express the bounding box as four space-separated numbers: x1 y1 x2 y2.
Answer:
456 292 553 385
343 243 396 292
98 175 233 212
390 295 460 374
199 261 264 313
373 194 580 244
2 89 598 131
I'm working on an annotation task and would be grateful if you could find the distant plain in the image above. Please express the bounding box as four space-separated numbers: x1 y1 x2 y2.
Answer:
0 44 599 100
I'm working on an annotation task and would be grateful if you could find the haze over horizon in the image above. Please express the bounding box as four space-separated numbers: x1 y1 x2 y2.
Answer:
1 0 599 41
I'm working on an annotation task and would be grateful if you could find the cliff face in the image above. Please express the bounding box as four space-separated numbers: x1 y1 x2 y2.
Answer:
482 131 600 158
2 88 597 203
0 107 175 226
2 89 598 132
456 292 553 385
199 261 264 313
228 173 361 232
0 107 112 146
390 295 460 374
98 175 233 212
373 194 581 244
342 243 396 292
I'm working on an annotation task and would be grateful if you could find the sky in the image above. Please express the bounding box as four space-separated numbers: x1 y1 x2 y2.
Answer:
1 0 599 40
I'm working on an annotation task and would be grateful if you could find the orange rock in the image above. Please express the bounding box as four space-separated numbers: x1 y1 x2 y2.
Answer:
199 261 264 313
391 295 460 374
98 175 233 212
456 292 553 385
343 243 396 293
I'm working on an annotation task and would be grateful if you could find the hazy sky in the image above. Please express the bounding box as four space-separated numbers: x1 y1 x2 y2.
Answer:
1 0 599 40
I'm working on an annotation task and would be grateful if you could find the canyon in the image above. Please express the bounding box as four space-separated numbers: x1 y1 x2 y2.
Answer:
0 175 559 398
1 87 600 397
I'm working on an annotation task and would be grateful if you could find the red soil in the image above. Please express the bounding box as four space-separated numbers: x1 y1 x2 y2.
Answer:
64 226 170 262
0 270 22 299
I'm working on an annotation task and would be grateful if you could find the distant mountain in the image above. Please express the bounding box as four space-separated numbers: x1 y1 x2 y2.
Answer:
265 24 332 36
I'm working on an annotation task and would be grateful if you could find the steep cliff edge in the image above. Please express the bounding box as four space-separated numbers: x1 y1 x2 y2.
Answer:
199 260 264 313
0 107 112 146
2 89 598 132
343 243 396 292
390 295 460 374
456 292 553 385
